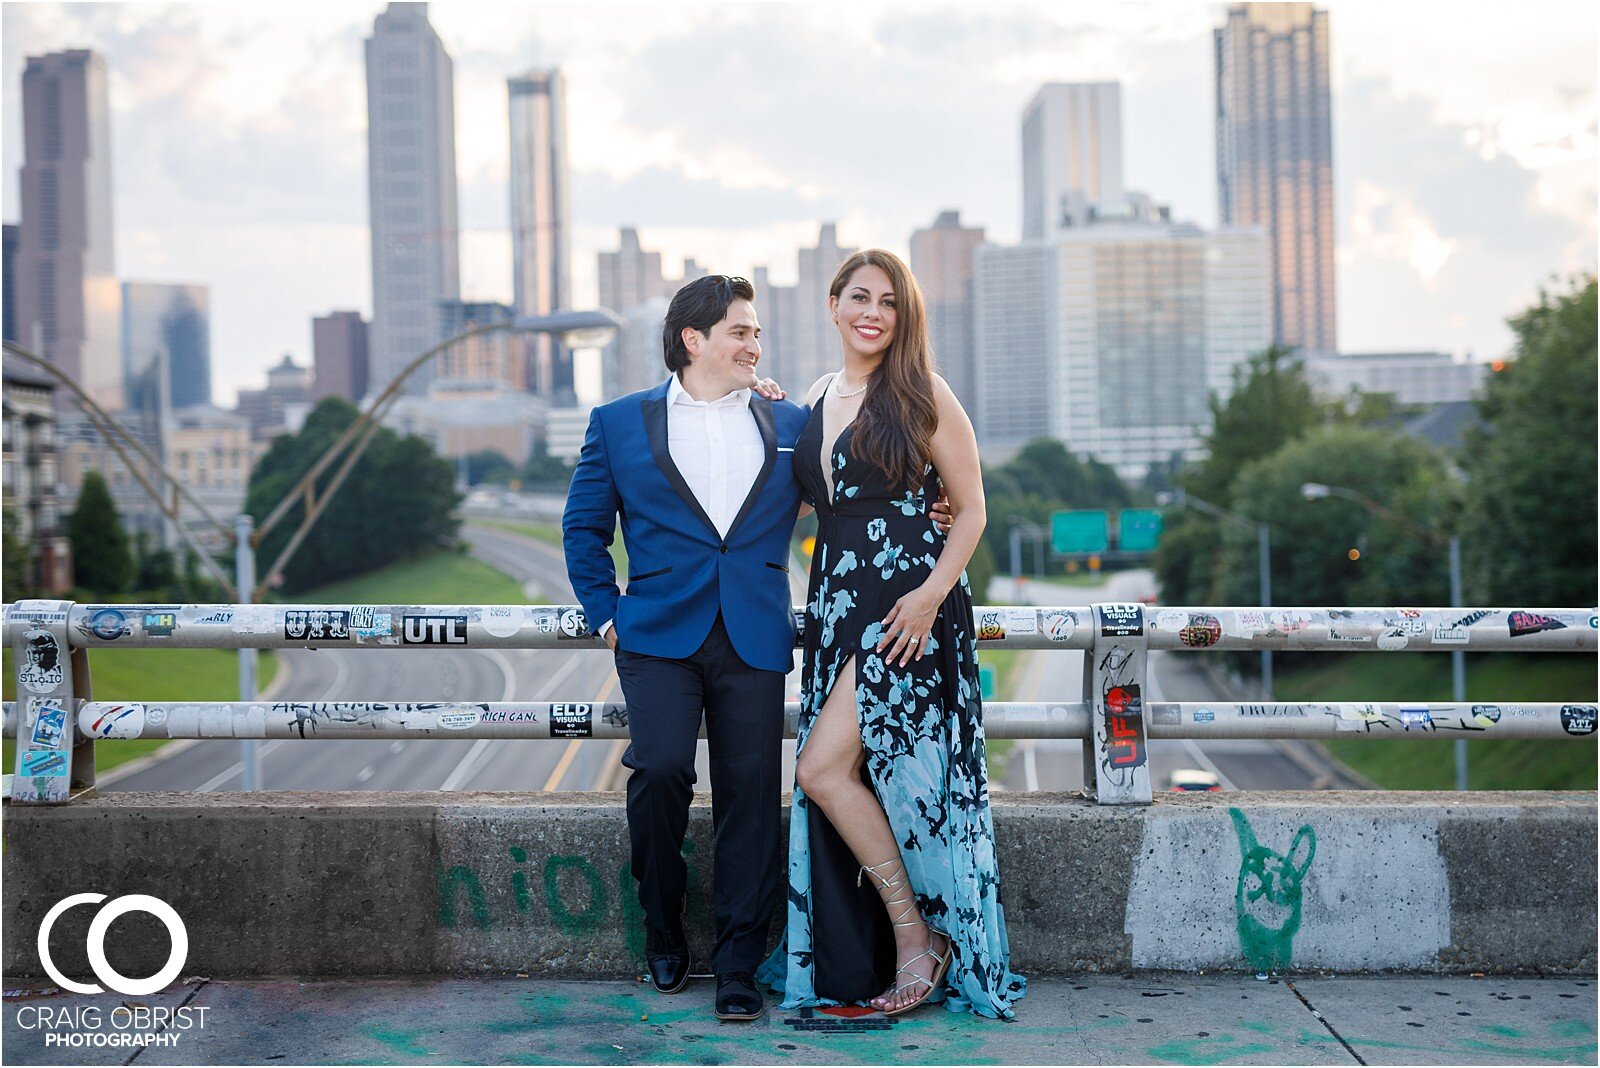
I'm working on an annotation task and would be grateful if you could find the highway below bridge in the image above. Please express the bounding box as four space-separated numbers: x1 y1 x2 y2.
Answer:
101 522 1363 796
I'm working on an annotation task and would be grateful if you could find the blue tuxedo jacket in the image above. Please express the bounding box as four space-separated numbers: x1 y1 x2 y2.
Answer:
562 379 809 673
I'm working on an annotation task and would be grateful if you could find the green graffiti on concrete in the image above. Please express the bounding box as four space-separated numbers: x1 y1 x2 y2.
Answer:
619 861 646 959
510 846 532 912
543 855 607 935
436 863 491 930
1228 808 1315 974
434 838 703 955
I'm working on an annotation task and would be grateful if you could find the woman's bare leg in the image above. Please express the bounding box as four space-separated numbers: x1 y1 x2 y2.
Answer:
794 656 948 1012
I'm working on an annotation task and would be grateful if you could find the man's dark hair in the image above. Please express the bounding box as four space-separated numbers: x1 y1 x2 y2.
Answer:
661 275 755 373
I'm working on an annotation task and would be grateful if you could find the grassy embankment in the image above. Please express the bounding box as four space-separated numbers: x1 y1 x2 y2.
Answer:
2 549 530 779
3 645 279 776
296 547 527 604
1275 653 1597 790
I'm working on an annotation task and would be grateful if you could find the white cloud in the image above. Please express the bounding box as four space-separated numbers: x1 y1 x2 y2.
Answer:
2 1 1593 402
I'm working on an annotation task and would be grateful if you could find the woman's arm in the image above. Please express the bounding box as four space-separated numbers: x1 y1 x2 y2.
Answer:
790 374 836 519
921 374 986 592
878 375 987 666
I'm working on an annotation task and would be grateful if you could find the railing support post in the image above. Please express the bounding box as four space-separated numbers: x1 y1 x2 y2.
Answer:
7 599 81 803
1085 602 1153 804
69 643 95 794
236 513 261 791
1450 536 1468 791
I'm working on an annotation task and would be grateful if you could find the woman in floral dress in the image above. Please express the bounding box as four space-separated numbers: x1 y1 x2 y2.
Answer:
759 249 1025 1019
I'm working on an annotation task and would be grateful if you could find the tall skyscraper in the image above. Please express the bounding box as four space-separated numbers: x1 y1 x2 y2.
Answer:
14 50 121 410
122 282 210 416
1021 82 1123 240
312 310 370 403
3 223 19 343
595 229 712 400
974 195 1270 478
365 2 460 397
509 69 572 399
598 227 668 314
773 223 856 388
910 210 986 417
1215 2 1336 356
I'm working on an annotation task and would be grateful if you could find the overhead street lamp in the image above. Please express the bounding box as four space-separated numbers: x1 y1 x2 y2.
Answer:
232 308 620 789
1301 481 1469 791
8 310 621 792
1156 488 1275 699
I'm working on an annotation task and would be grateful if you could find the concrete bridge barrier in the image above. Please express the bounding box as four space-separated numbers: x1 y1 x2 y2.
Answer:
3 791 1593 981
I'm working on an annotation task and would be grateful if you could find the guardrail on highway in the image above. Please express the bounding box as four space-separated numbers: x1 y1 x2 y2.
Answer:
5 599 1596 806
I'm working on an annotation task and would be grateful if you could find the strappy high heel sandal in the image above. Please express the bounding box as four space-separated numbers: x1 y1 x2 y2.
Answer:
859 858 953 1017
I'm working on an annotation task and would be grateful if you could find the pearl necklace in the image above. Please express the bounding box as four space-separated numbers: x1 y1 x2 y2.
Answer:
835 373 868 398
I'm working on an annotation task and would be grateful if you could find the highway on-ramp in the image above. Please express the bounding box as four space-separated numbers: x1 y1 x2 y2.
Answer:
104 523 626 795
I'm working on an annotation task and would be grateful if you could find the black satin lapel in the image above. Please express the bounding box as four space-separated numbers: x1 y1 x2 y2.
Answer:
728 396 778 538
643 394 720 538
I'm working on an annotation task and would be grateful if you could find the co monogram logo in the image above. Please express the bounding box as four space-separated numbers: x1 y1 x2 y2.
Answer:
37 894 189 996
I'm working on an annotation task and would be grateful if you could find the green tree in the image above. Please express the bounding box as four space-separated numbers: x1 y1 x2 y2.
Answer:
963 529 997 604
134 529 179 594
1155 345 1331 605
1186 344 1327 504
3 509 34 600
68 470 135 594
246 397 463 593
1459 275 1598 606
465 449 516 486
980 439 1132 576
1224 425 1459 610
520 440 573 488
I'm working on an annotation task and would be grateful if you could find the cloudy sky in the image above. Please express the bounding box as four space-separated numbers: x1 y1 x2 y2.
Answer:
3 1 1595 406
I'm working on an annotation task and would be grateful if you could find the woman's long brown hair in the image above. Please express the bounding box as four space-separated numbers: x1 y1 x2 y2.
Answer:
828 249 938 493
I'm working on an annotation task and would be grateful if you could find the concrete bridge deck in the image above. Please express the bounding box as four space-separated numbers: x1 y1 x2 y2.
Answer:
3 972 1595 1065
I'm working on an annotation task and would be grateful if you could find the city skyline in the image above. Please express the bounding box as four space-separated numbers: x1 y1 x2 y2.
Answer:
2 2 1594 405
364 1 460 397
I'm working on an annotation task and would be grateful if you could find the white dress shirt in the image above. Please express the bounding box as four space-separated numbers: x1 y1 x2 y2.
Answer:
665 373 764 538
603 376 765 641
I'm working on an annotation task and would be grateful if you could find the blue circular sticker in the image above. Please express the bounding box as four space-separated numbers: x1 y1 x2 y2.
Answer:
89 608 129 640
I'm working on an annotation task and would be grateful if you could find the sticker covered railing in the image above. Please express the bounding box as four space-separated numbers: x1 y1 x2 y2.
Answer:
4 599 1596 806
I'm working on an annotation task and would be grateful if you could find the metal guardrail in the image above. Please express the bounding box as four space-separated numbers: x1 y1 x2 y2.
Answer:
5 599 1596 806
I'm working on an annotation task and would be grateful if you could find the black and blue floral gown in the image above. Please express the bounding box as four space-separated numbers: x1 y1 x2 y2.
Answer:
757 382 1026 1020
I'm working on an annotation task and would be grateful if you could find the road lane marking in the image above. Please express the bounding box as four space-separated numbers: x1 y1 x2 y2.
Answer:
481 648 518 700
1012 646 1054 793
440 738 495 792
545 667 620 792
1178 737 1239 791
196 739 286 792
445 650 587 792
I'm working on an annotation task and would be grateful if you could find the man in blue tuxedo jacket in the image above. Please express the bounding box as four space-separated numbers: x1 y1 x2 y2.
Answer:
563 276 807 1021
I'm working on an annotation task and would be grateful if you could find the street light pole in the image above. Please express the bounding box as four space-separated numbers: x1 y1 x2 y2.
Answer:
1301 482 1468 790
236 512 259 791
1258 522 1273 699
1450 535 1467 790
1163 489 1274 699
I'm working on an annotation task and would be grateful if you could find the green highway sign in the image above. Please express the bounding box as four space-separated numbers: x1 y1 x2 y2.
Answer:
1118 509 1165 552
1052 510 1109 554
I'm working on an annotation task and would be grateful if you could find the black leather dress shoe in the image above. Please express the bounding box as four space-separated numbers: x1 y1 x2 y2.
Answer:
646 947 690 994
714 971 764 1021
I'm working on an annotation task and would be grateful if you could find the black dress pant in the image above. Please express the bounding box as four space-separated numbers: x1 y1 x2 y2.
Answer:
613 614 785 974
